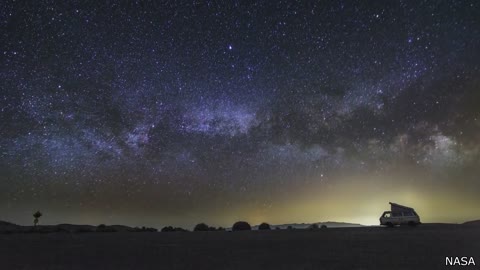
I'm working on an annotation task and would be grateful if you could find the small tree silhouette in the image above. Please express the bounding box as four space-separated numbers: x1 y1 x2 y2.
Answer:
161 226 174 232
33 211 42 226
232 221 251 231
193 223 209 231
258 222 271 230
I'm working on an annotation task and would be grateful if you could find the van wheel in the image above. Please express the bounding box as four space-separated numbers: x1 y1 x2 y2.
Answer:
408 221 417 227
386 222 394 227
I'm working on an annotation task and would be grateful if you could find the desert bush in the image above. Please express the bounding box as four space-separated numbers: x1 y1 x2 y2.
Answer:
258 222 271 230
130 226 158 232
161 226 188 232
161 226 174 232
194 223 210 231
232 221 251 231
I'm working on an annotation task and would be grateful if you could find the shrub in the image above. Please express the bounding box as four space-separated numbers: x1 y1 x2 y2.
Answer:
131 226 158 232
258 222 271 230
194 223 210 231
161 226 174 232
232 221 251 231
161 226 188 232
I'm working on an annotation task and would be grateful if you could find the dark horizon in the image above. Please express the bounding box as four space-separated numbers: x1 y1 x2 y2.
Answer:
2 209 479 231
2 1 480 228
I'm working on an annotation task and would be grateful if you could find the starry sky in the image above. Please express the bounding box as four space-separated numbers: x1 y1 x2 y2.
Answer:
1 1 479 228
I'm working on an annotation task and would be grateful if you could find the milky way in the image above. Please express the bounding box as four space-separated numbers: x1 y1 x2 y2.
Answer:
1 1 479 227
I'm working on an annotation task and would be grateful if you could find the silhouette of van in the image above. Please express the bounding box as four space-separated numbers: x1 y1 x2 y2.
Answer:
380 202 420 227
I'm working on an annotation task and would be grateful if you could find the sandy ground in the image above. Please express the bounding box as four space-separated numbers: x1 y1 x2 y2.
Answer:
1 224 479 270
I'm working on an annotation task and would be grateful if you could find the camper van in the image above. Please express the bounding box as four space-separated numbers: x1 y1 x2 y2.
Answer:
380 202 420 227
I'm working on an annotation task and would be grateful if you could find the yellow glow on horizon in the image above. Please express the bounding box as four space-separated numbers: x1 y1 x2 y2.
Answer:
233 173 480 227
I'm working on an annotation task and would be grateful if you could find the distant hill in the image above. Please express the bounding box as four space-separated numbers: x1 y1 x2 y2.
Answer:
0 220 18 226
463 220 480 226
252 221 365 230
0 220 158 234
0 220 20 229
0 223 97 233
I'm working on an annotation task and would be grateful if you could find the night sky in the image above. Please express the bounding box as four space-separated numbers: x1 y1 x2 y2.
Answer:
1 1 479 228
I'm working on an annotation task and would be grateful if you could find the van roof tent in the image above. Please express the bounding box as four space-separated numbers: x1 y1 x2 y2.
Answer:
389 202 415 213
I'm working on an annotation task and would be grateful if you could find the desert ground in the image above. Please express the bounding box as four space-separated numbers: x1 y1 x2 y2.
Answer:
1 224 479 270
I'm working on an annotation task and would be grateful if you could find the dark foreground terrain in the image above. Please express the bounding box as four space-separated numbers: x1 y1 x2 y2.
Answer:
1 224 479 270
